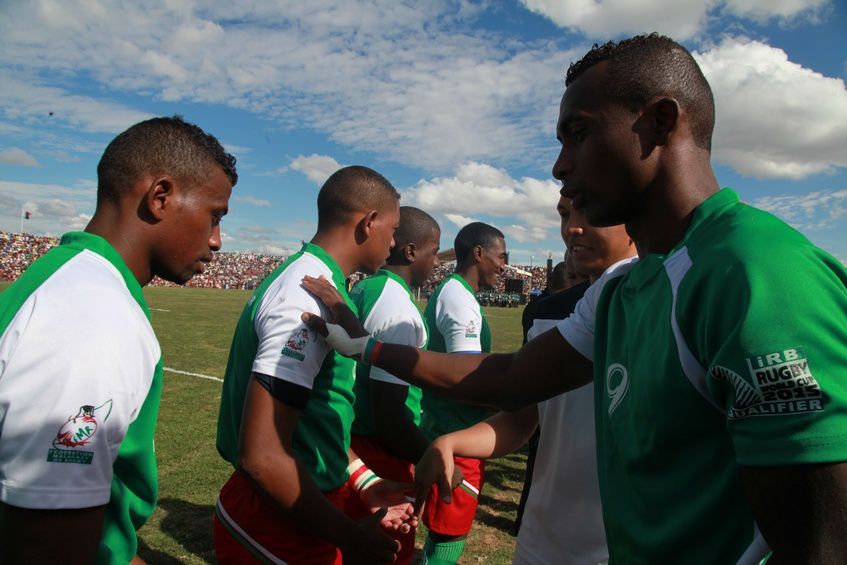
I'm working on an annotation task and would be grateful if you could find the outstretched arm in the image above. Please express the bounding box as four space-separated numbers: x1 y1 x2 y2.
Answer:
301 275 593 411
414 405 539 513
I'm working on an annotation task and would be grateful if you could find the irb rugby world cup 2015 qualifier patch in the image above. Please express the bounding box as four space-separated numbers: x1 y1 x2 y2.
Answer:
710 347 823 420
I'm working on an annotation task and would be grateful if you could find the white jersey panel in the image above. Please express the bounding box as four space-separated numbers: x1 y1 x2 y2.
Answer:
434 278 483 353
252 251 335 389
364 277 427 386
0 250 159 509
513 319 608 565
558 257 638 361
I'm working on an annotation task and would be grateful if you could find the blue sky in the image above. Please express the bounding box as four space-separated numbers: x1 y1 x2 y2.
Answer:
1 0 845 264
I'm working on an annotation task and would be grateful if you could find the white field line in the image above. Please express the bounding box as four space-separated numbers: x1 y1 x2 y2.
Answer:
163 366 223 383
151 308 171 312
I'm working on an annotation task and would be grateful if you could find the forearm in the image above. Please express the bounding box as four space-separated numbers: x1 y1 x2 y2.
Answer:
374 345 513 406
436 405 539 460
239 454 360 549
373 328 593 411
376 416 431 464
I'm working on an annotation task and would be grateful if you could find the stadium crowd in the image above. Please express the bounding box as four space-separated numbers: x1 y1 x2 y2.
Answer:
1 231 551 301
0 232 60 281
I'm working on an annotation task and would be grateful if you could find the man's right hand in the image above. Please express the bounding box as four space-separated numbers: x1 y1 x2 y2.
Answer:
341 507 400 564
301 275 367 337
413 438 464 516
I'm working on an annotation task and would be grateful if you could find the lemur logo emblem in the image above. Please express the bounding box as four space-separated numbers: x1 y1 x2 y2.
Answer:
53 400 113 449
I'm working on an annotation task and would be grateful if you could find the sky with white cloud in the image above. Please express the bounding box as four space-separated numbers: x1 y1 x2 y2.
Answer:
1 0 845 263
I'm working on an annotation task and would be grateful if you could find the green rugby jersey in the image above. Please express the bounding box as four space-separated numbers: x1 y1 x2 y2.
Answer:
573 189 847 563
216 242 358 491
350 268 427 437
0 232 162 564
421 273 492 439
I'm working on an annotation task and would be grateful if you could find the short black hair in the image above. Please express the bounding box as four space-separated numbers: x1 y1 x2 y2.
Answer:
454 222 504 264
566 33 715 151
317 166 400 229
97 115 237 205
388 206 440 264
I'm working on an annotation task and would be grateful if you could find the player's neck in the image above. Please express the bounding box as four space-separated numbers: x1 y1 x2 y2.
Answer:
85 208 152 286
456 266 480 293
382 264 413 287
626 160 719 256
310 230 364 277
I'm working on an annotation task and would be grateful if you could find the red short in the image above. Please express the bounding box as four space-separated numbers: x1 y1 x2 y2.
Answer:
214 470 369 564
351 434 416 564
423 456 485 537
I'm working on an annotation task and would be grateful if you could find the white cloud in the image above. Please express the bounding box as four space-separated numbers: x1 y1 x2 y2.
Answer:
0 1 573 170
519 0 830 40
234 195 271 207
696 37 847 179
0 70 152 134
0 180 94 235
753 188 847 231
290 154 342 186
404 162 561 242
520 0 711 41
721 0 830 22
0 147 39 167
444 213 479 227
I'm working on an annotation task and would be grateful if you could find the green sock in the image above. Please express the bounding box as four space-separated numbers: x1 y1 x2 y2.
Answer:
421 536 466 565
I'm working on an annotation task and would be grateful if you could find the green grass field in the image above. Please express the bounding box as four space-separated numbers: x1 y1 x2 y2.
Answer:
132 286 527 563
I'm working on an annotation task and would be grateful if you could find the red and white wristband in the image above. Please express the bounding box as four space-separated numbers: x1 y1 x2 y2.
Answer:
347 458 383 493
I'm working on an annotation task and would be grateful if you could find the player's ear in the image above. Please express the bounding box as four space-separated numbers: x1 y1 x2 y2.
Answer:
648 97 680 146
355 210 378 244
472 243 484 264
404 242 416 263
144 176 176 222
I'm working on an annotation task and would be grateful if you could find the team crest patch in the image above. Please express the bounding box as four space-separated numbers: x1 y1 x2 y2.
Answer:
46 400 113 464
282 327 313 361
710 347 823 420
464 320 478 338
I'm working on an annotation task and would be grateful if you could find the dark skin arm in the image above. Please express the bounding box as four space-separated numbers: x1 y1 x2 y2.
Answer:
0 503 105 564
302 273 593 411
742 462 847 564
371 380 430 464
238 375 399 564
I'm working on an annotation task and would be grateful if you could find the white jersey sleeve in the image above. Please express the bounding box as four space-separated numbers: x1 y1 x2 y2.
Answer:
0 254 159 510
435 280 484 353
251 255 334 389
558 257 639 361
365 279 427 386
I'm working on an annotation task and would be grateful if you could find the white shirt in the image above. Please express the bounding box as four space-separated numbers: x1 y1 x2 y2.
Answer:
0 250 159 509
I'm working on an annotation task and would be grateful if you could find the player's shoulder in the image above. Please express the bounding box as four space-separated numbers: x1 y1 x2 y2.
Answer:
437 276 475 305
268 251 336 294
26 251 156 345
689 200 830 274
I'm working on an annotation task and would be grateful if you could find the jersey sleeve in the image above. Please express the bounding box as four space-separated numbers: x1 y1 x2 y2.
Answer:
0 287 159 510
251 269 332 390
435 286 484 353
559 257 638 361
689 244 847 466
368 314 424 386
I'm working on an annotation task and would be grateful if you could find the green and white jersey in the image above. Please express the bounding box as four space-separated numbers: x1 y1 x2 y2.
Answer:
0 232 163 564
216 242 357 492
421 273 492 439
350 268 427 437
559 189 847 564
